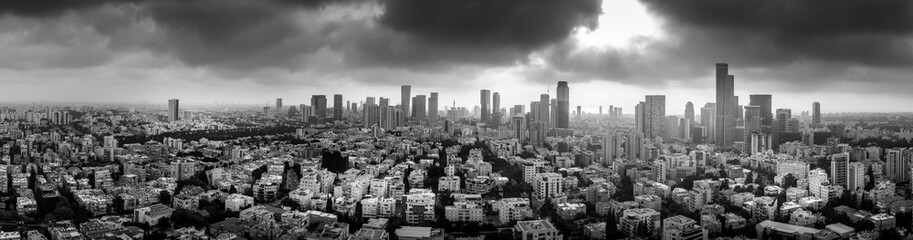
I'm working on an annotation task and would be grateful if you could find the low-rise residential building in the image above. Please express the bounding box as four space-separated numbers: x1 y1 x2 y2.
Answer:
514 220 562 240
444 202 484 223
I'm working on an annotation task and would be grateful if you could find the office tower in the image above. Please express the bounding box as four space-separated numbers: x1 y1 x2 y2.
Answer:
685 101 694 123
627 131 644 160
604 132 623 163
333 94 343 121
635 102 645 134
401 85 411 119
512 116 527 140
346 100 351 112
733 96 741 120
479 89 491 123
492 92 500 118
715 63 735 148
743 105 761 154
168 99 179 122
666 116 680 139
311 95 328 120
886 148 913 183
599 106 603 115
412 95 427 122
749 94 773 130
539 94 550 127
609 105 615 118
848 162 865 193
812 102 821 125
429 92 439 122
679 118 691 141
775 109 791 133
576 106 581 119
512 105 525 116
275 98 283 115
351 103 357 113
379 97 389 107
556 81 569 128
363 97 378 128
830 153 849 188
549 99 557 129
644 95 666 140
299 104 313 122
701 103 715 142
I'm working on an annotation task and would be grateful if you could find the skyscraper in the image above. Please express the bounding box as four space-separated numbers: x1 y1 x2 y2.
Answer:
275 98 283 115
481 89 491 123
168 98 179 122
700 103 716 142
412 95 427 122
311 95 327 120
743 105 762 154
492 92 500 124
644 95 666 140
576 106 581 119
539 94 550 127
363 97 378 128
429 92 439 122
749 94 773 131
556 81 569 128
635 102 645 134
685 101 694 123
715 63 735 148
626 132 644 160
401 85 411 119
333 94 343 121
812 102 821 125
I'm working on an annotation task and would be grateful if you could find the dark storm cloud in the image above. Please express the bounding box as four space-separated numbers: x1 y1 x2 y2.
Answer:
639 0 913 67
544 0 913 92
360 0 602 68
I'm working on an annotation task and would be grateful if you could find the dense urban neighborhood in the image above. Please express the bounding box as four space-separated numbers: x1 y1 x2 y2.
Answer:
1 79 913 240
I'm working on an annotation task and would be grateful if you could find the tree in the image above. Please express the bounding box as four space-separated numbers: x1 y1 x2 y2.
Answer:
172 209 206 229
745 173 754 184
783 174 798 189
159 191 172 206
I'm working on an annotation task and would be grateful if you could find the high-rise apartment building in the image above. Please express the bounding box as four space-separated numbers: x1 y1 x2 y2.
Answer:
744 105 761 154
830 153 848 188
168 99 179 122
275 98 283 115
627 132 644 160
412 95 427 122
311 95 328 120
848 162 865 193
644 95 666 140
333 94 343 121
556 81 569 128
749 94 773 131
715 63 735 148
886 148 912 183
429 92 438 122
401 85 411 119
604 132 624 163
492 92 500 123
812 102 821 125
480 89 491 123
701 103 715 142
685 101 694 123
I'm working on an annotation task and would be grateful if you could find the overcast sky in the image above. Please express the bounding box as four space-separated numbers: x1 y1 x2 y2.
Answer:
2 0 913 114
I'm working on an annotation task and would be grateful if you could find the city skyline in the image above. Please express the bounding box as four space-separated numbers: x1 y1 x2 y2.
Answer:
1 0 912 113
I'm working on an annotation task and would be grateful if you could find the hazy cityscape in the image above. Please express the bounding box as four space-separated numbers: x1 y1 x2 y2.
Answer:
3 1 913 240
